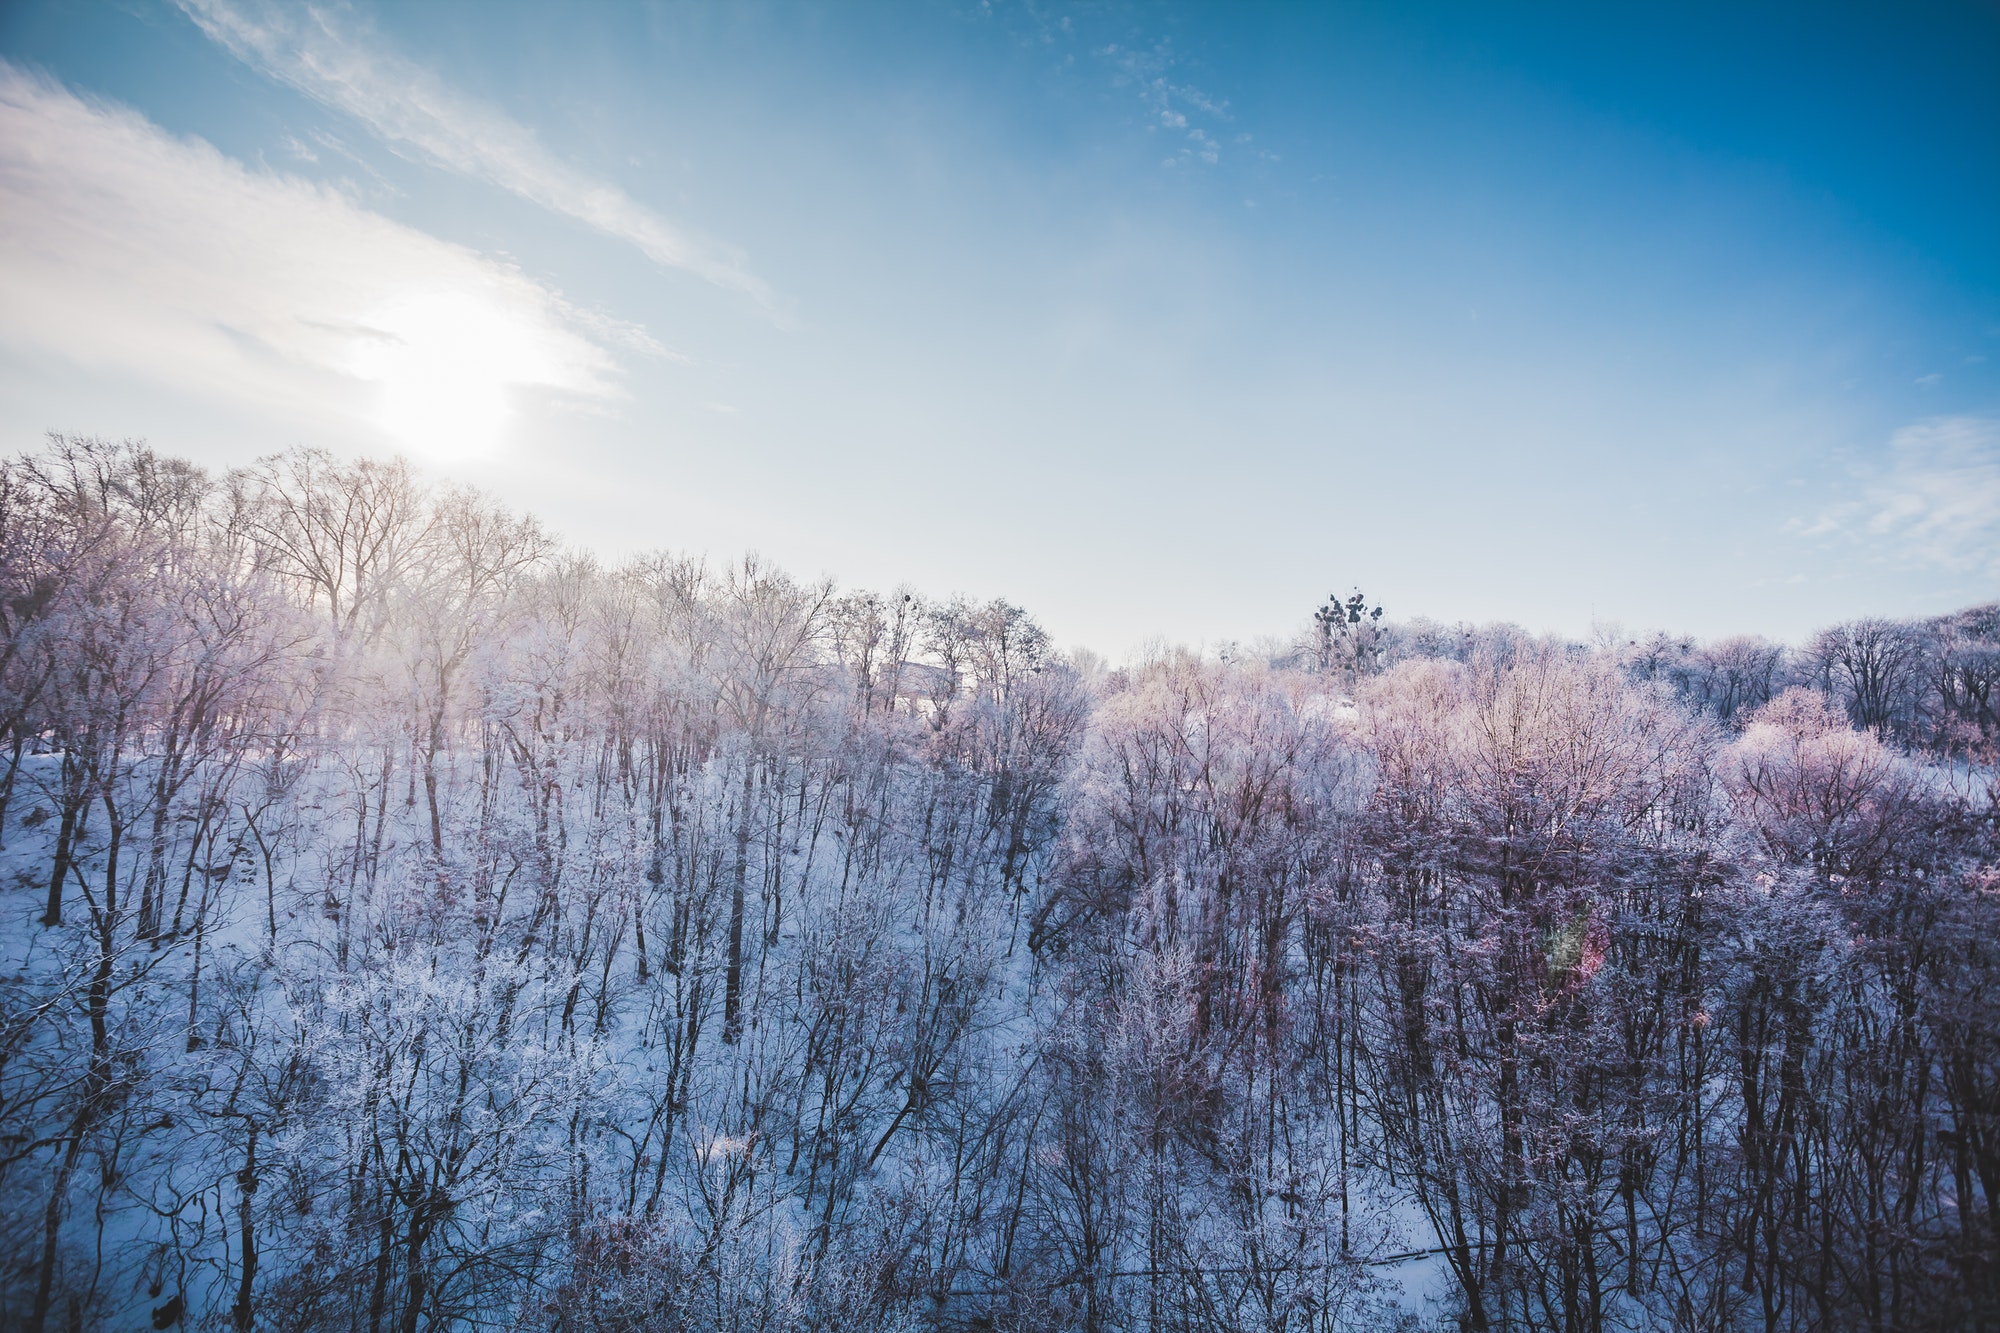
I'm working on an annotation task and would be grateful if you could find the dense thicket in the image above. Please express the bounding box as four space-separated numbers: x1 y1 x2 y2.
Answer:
1 436 1995 1333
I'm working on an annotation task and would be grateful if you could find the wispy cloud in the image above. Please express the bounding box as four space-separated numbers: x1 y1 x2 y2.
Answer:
1799 416 2000 577
0 61 626 458
1101 40 1231 167
973 6 1253 171
175 0 771 305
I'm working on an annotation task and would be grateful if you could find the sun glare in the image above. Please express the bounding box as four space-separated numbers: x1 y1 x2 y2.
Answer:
349 290 549 461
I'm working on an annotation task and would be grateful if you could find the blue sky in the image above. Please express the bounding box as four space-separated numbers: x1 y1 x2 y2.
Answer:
1 0 1995 652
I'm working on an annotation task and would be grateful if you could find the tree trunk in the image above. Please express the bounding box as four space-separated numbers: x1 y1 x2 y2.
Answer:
231 1127 259 1332
724 757 753 1044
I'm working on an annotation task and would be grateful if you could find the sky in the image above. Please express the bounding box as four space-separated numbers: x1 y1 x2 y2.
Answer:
1 0 1996 654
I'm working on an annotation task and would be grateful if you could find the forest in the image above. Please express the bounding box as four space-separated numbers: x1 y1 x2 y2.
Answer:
0 434 1995 1333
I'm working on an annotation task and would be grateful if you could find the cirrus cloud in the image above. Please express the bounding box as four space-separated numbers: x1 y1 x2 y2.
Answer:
175 0 772 307
1798 416 2000 579
0 61 629 459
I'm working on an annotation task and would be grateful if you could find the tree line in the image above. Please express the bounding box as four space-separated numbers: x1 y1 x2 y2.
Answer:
1 435 1995 1332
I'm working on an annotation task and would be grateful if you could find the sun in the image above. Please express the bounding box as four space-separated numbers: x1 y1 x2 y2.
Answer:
349 289 548 461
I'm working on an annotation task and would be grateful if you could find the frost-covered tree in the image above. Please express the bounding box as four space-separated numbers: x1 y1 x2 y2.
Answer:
1 438 1994 1332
